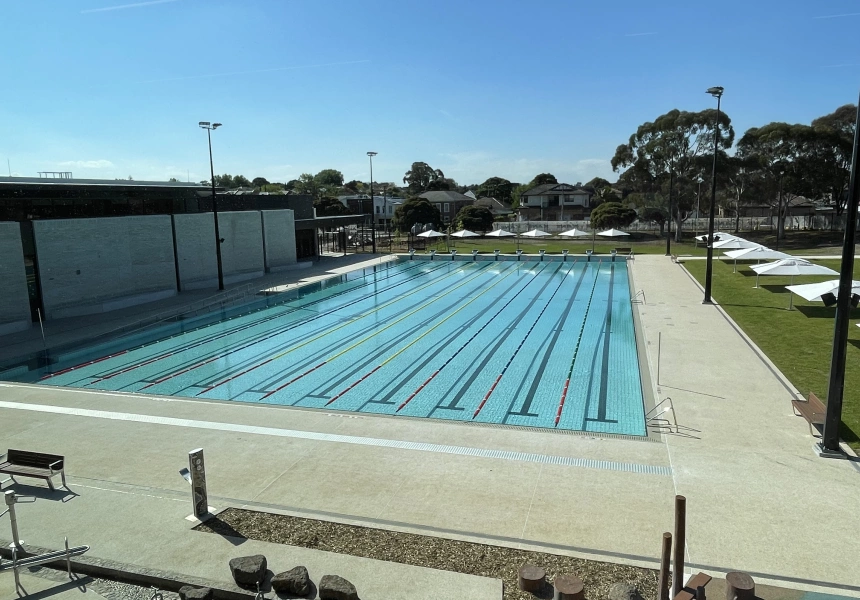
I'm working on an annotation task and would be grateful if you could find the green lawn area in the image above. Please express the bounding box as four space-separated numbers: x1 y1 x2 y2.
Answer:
684 258 860 448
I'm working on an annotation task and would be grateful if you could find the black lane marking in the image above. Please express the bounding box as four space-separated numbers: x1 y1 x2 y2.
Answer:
510 262 589 417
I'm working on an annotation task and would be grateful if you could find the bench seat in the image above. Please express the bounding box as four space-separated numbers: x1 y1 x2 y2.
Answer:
0 449 67 491
792 392 826 435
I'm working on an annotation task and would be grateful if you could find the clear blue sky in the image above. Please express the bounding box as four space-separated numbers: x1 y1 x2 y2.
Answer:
3 0 859 187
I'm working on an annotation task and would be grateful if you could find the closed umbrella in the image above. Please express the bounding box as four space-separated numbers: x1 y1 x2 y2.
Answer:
750 259 839 308
723 246 791 273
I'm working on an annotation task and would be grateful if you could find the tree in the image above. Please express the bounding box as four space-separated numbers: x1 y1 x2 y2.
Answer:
285 179 300 191
590 202 637 230
252 177 270 188
640 207 668 236
531 173 558 186
811 104 855 215
314 197 352 216
403 162 444 193
344 179 364 193
455 205 494 232
169 177 179 182
214 174 234 188
584 177 612 192
233 175 251 188
314 169 344 187
476 177 514 203
393 198 441 233
293 173 319 197
612 108 734 241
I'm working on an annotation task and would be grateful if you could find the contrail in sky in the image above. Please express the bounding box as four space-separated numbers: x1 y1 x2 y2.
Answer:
133 60 372 84
813 12 860 19
82 0 180 14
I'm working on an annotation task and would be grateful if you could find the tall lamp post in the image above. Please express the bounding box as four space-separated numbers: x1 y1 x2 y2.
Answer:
820 97 860 457
367 151 378 253
199 121 225 291
775 168 785 251
702 86 724 304
665 162 674 256
695 177 703 241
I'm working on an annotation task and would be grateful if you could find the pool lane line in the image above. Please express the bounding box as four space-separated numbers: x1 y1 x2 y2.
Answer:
139 262 482 393
509 260 593 419
256 262 507 401
52 262 424 384
396 262 556 413
40 349 129 380
472 262 575 420
325 261 525 407
593 263 616 423
430 262 568 415
81 261 439 386
555 261 604 426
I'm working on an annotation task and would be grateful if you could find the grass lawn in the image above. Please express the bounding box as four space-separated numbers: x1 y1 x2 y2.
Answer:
683 258 860 448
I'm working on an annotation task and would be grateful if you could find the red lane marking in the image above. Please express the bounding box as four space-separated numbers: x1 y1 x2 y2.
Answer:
325 365 382 406
41 350 129 380
396 370 440 412
555 379 570 426
473 374 503 419
196 357 279 396
89 351 176 383
257 362 328 400
138 356 220 390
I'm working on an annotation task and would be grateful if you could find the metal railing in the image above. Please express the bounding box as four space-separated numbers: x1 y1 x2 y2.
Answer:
631 290 646 304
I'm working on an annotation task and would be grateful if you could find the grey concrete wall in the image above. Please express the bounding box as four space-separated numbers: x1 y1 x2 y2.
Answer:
34 216 177 320
173 213 218 290
219 211 265 284
261 209 297 272
0 222 32 335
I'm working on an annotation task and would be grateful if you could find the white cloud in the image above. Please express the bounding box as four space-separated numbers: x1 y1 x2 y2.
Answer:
58 160 115 169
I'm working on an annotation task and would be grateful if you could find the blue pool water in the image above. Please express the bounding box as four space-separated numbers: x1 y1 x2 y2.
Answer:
8 259 647 435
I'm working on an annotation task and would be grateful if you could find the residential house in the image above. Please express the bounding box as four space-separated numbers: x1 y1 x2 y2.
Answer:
474 196 514 219
516 183 592 221
339 194 403 228
418 190 475 224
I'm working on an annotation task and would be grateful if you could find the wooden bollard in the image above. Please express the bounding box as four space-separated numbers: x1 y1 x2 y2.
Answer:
673 495 687 599
725 572 755 600
553 575 584 600
658 532 672 600
518 564 546 593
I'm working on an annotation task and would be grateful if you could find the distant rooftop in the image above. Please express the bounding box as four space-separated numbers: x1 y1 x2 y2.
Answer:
0 176 207 188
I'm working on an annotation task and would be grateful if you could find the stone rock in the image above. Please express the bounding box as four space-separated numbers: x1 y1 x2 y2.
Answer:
178 586 213 600
272 566 311 596
319 575 358 600
229 554 268 588
609 582 644 600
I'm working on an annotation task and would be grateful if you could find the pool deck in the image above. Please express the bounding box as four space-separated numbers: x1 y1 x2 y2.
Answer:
1 254 859 598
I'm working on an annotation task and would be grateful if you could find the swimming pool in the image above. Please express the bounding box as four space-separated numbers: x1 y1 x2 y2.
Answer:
6 259 647 435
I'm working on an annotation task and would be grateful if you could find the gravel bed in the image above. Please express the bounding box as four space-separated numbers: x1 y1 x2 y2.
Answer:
196 508 663 600
25 566 180 600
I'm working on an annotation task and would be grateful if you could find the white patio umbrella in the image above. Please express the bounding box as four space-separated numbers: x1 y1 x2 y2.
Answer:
723 246 791 273
520 229 551 238
713 237 758 251
750 259 839 308
485 229 516 238
695 231 738 243
559 228 590 238
416 229 447 238
597 228 630 237
450 229 479 238
786 280 860 303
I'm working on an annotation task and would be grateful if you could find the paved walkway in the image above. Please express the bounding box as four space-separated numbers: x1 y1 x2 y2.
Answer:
0 255 859 598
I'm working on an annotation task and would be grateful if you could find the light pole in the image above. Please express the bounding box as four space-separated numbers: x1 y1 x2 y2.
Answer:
367 151 377 253
695 177 703 241
665 163 674 256
775 169 784 251
820 97 860 457
199 121 225 291
702 86 723 304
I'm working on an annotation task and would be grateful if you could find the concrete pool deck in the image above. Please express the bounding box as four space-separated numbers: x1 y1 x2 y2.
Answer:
1 254 859 598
